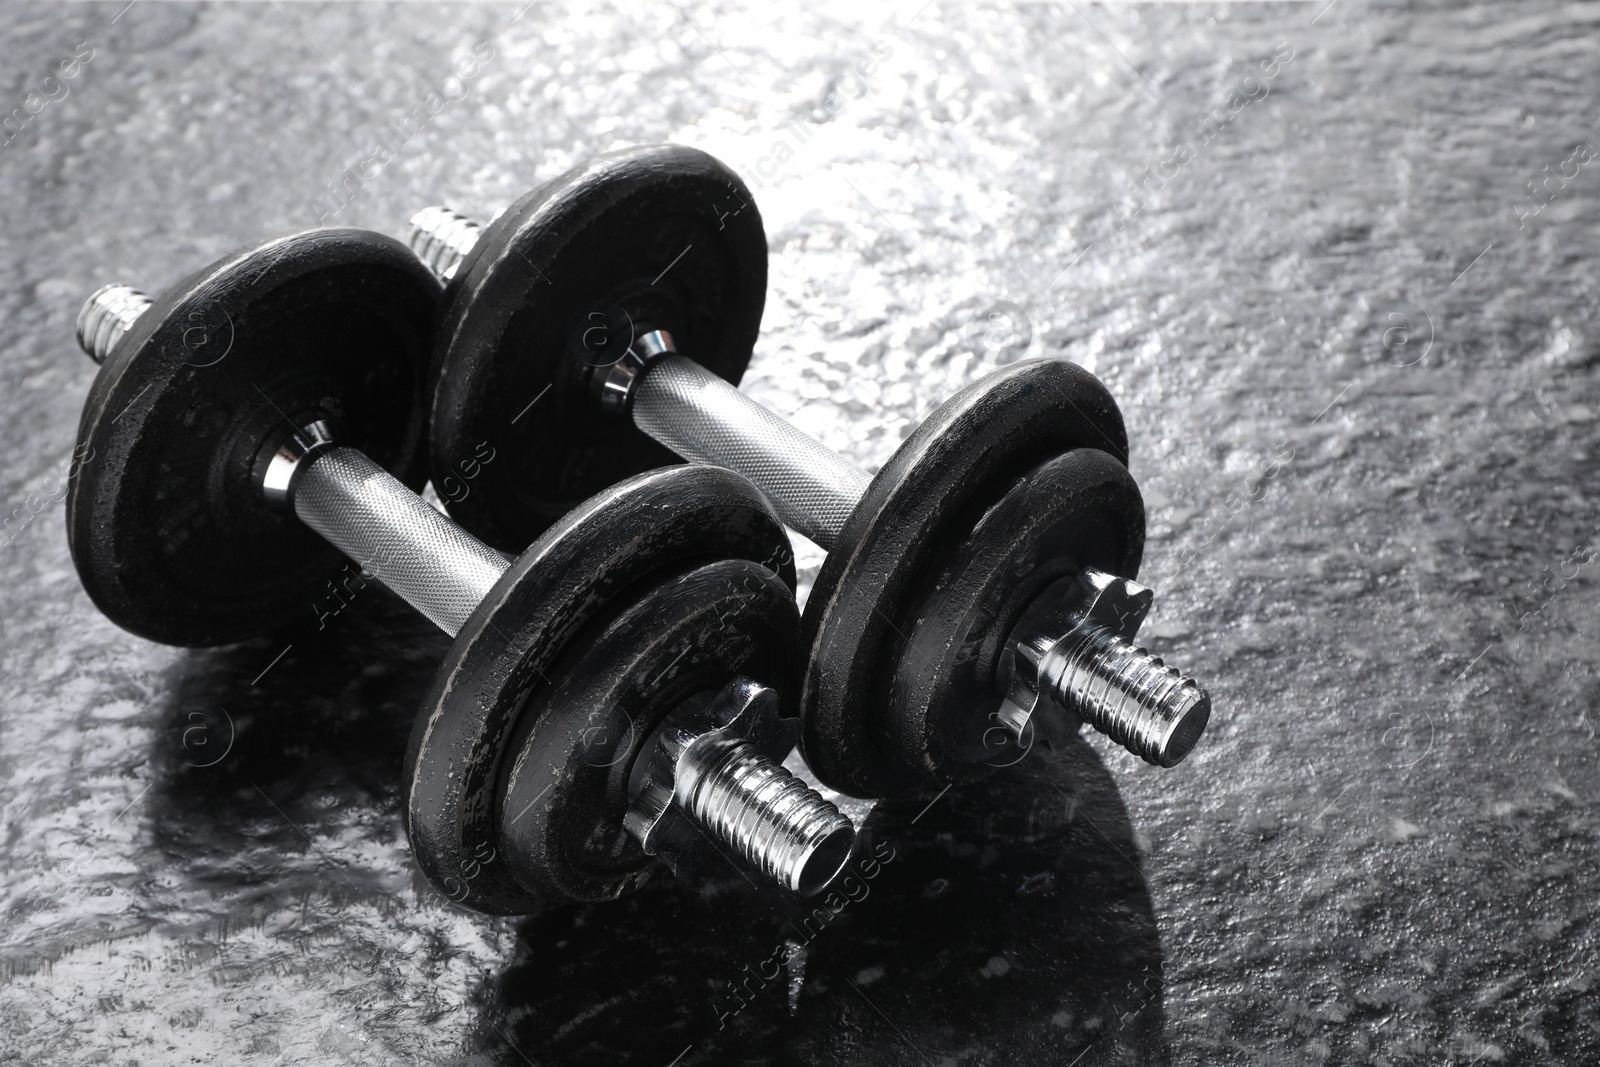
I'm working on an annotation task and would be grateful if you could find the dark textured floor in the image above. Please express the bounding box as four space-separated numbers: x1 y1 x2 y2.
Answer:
0 2 1597 1064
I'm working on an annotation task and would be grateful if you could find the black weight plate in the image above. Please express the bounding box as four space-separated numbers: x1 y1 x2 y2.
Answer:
497 558 798 904
799 358 1132 798
65 229 439 647
886 448 1145 786
402 464 795 915
430 143 768 551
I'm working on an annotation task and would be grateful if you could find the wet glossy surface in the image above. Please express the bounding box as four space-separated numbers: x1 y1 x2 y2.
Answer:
1 2 1597 1063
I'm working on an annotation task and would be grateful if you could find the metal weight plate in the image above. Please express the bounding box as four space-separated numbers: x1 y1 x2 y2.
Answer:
402 463 795 915
800 358 1132 798
429 144 768 551
65 229 439 647
497 558 798 904
886 448 1145 786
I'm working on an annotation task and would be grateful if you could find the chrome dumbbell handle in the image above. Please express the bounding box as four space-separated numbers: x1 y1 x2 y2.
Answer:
633 353 870 550
290 445 510 637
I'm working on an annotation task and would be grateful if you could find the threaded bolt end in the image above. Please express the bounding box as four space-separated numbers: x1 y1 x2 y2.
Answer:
1045 625 1211 767
76 284 152 364
406 206 482 281
679 739 855 897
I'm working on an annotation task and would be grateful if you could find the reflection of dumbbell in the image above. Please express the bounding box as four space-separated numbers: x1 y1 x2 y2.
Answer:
407 144 1212 798
66 228 854 913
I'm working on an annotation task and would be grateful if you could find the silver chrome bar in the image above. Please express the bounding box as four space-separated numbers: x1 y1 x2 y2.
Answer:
292 447 511 636
632 355 872 550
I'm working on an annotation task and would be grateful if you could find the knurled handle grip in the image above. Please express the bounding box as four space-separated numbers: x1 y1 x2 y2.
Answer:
293 448 510 636
631 355 871 550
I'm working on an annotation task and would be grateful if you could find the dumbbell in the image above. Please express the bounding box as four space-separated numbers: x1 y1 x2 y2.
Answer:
65 227 855 914
406 144 1213 799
